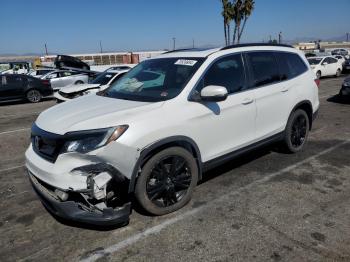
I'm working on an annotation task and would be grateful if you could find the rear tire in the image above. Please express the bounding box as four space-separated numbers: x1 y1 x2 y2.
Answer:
135 147 198 215
282 109 310 153
26 89 42 103
335 68 341 77
75 80 84 85
316 71 321 79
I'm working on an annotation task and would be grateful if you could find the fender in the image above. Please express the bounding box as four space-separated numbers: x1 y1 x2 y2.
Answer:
128 136 203 193
289 100 314 129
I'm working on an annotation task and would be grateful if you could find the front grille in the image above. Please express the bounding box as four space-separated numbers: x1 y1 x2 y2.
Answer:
31 124 65 162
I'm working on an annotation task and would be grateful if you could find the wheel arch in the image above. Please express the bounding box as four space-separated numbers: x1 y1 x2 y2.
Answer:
290 100 313 130
128 136 203 193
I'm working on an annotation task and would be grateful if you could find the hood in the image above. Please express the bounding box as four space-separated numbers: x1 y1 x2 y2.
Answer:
36 94 164 134
59 84 101 94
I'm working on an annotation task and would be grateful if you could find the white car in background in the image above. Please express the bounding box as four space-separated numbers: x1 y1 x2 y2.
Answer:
307 56 342 79
28 69 55 78
41 70 89 91
54 70 128 102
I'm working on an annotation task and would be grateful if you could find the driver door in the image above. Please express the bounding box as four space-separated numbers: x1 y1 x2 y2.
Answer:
186 53 256 162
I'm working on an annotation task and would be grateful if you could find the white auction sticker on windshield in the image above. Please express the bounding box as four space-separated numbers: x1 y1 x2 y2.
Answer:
175 59 197 66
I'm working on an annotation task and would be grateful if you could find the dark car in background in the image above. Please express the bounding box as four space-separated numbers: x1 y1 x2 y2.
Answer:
0 74 53 103
54 55 90 71
331 49 349 56
343 59 350 72
339 77 350 99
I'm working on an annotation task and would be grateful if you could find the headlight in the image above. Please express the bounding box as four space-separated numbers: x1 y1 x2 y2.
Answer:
343 81 350 87
62 125 128 154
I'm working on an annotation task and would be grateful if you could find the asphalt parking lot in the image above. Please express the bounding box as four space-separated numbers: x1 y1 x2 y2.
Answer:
0 76 349 262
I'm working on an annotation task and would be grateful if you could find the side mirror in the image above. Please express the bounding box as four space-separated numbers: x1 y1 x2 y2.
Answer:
322 62 328 65
200 85 228 102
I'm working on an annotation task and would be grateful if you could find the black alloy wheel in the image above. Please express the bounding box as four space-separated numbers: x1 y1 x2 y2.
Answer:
135 147 198 215
146 155 191 207
283 109 310 153
290 114 307 148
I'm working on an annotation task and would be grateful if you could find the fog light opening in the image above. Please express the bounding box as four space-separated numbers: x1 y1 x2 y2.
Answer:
55 189 69 201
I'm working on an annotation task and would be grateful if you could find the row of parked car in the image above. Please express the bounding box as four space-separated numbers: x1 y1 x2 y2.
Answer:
0 65 132 103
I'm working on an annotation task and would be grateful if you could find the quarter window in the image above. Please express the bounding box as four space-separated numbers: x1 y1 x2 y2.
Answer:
246 52 280 88
199 54 246 94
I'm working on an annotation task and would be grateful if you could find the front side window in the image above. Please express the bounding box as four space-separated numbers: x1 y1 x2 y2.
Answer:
328 57 338 64
246 52 280 88
104 58 204 102
196 54 246 94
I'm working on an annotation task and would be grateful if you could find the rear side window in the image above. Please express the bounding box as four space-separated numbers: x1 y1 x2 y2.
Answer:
275 52 308 79
199 54 246 94
246 52 280 88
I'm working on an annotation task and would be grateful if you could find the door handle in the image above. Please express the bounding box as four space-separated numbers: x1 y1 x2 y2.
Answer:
242 98 254 105
281 88 289 93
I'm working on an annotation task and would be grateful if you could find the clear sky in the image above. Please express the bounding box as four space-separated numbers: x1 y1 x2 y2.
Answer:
1 0 349 55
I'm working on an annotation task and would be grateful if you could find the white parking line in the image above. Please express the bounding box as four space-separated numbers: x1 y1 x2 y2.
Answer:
0 128 30 136
0 165 24 173
81 138 350 262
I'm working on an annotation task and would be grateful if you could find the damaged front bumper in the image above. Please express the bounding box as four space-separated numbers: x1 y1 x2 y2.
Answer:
28 170 131 226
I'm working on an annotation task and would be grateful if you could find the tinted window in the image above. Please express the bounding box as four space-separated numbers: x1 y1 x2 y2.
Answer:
247 52 280 87
328 57 338 64
276 52 308 79
198 54 245 94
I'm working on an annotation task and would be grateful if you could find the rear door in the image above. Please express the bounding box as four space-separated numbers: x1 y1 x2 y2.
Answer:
0 75 24 100
246 51 291 140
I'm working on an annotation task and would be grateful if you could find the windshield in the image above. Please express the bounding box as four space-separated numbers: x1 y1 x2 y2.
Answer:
103 57 205 102
307 58 322 65
91 72 117 85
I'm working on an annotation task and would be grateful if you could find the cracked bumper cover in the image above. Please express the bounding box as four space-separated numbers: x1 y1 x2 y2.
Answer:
28 171 131 226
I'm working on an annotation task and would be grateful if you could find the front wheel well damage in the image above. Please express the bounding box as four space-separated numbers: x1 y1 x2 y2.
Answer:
128 138 203 193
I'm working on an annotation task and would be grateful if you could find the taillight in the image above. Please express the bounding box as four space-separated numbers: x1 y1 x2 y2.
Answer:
314 79 320 88
42 80 50 86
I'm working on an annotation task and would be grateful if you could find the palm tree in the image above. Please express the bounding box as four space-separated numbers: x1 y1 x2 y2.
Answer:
221 0 231 46
230 0 255 44
237 0 255 43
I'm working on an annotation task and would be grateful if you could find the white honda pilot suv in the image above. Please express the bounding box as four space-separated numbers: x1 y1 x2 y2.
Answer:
25 44 319 226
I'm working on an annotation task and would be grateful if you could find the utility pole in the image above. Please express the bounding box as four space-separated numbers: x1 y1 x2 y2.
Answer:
278 32 282 44
192 39 195 48
99 40 103 53
172 37 176 50
347 33 349 42
44 43 48 56
269 35 272 43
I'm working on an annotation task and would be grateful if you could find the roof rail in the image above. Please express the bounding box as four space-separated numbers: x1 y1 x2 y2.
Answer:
163 48 197 54
220 43 294 51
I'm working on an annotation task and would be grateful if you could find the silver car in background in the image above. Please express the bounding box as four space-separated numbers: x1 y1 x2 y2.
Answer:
41 70 89 91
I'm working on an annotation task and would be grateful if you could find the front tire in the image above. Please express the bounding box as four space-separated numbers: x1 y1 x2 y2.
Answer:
135 147 198 215
282 109 310 153
75 80 84 85
26 89 42 103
